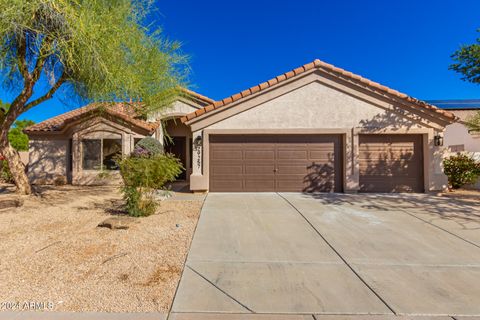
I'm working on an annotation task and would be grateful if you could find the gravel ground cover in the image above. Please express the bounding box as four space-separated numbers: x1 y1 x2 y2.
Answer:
0 184 203 312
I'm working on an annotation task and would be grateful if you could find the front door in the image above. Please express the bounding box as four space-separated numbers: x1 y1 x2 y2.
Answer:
165 136 187 180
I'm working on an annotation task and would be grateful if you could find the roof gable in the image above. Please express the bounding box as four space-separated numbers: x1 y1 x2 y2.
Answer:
181 59 456 125
25 89 213 135
24 102 158 134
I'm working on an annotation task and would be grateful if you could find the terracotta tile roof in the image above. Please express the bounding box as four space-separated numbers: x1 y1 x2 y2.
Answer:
24 102 159 134
181 59 456 123
25 88 214 134
179 88 215 105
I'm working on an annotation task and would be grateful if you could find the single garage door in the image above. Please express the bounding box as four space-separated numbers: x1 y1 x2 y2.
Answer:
359 134 424 193
209 134 343 192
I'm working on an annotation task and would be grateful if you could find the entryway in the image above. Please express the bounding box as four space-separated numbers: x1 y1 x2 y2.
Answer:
163 118 192 182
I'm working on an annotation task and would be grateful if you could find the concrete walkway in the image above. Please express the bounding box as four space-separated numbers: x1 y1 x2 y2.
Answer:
172 193 480 317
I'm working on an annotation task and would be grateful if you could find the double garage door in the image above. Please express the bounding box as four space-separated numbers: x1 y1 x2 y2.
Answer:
209 134 424 193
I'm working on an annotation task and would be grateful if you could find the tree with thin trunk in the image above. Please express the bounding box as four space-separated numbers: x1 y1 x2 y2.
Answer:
450 29 480 132
0 0 186 194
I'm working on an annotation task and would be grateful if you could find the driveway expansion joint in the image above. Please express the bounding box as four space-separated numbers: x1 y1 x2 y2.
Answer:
276 192 397 315
398 209 480 250
187 265 255 313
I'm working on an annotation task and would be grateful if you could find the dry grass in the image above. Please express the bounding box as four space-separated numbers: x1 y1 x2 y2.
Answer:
0 184 203 312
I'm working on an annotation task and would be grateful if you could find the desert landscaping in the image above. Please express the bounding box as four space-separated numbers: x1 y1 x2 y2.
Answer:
0 184 204 312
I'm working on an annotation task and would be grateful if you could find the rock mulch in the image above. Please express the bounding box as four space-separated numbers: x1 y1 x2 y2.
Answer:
0 198 23 210
97 216 138 230
0 185 203 313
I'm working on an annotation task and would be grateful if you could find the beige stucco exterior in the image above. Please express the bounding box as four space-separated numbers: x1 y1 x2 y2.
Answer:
187 71 452 193
28 138 70 185
444 110 480 152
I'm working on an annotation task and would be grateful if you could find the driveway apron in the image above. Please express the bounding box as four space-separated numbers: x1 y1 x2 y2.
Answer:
172 193 391 314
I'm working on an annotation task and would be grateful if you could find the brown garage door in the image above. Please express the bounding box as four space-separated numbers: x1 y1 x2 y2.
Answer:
209 135 343 192
359 134 424 193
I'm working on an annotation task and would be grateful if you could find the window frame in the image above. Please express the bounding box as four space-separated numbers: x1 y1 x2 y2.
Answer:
81 137 122 171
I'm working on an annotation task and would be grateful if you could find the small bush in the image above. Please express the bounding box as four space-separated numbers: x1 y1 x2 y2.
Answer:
0 160 13 183
53 176 67 186
443 154 480 189
133 137 163 157
119 153 183 217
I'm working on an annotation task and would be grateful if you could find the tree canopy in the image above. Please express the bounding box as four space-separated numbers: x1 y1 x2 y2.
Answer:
450 29 480 84
450 29 480 133
9 119 35 151
0 0 187 115
0 0 187 194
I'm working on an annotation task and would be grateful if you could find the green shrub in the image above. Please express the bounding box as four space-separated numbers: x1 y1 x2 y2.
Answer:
119 153 183 217
133 137 163 157
0 160 13 183
443 154 480 189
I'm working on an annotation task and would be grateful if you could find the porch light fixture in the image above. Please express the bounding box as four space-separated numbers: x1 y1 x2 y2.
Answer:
194 135 202 147
434 135 443 147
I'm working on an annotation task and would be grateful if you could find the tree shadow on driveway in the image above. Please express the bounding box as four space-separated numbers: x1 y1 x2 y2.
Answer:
304 192 480 231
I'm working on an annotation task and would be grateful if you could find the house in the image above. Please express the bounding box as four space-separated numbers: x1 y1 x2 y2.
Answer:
25 59 456 192
24 88 214 185
428 100 480 152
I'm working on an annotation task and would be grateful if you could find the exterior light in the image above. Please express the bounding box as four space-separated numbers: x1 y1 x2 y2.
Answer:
194 135 202 147
434 135 443 147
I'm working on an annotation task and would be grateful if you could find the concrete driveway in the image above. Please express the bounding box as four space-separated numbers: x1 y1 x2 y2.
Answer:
171 193 480 318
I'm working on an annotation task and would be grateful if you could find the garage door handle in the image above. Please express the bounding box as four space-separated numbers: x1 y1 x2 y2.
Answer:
273 168 278 172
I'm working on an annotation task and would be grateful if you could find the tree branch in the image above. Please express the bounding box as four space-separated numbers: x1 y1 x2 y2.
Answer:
17 34 30 82
31 36 48 82
23 73 67 111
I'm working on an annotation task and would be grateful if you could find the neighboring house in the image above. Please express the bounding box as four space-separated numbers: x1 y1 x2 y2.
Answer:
26 59 456 193
427 100 480 152
24 89 213 185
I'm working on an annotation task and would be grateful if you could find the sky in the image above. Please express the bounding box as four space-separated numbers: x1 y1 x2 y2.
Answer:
2 0 480 123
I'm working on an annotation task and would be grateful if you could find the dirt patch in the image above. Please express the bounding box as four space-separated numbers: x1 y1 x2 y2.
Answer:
0 184 203 312
441 188 480 204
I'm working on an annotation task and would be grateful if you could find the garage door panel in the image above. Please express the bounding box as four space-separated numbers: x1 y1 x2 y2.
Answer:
245 165 275 174
309 152 334 161
360 179 420 193
244 179 276 191
211 150 243 160
359 134 424 193
210 165 243 175
210 180 244 191
210 135 343 192
244 150 275 160
209 134 343 192
277 150 308 160
276 165 307 175
276 181 306 192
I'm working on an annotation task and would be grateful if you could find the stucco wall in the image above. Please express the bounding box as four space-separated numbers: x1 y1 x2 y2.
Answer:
28 138 69 185
27 98 200 186
189 74 449 192
207 81 424 130
444 110 480 152
72 119 147 185
149 99 201 121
